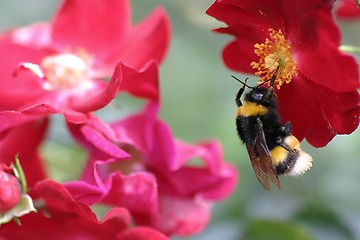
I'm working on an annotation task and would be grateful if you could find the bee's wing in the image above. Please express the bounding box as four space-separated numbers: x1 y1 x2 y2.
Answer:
246 118 281 190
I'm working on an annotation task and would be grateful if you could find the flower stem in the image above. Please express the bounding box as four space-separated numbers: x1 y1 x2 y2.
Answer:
340 45 360 54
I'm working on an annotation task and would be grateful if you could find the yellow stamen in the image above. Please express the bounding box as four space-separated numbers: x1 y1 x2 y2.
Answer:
250 29 298 89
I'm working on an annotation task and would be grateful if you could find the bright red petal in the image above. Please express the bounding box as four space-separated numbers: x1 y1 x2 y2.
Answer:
118 227 169 240
100 170 159 223
52 0 130 59
0 180 135 239
118 61 160 102
0 39 51 110
160 140 238 201
0 119 49 187
104 7 171 70
9 22 52 48
71 63 122 112
151 193 211 237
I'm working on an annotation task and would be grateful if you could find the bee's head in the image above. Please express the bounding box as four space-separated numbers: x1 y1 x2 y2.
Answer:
246 87 277 108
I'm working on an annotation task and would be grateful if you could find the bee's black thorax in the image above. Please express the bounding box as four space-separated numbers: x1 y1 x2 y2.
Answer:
236 87 284 151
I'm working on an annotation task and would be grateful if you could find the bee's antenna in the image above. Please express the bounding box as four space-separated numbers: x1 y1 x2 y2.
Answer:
231 75 254 89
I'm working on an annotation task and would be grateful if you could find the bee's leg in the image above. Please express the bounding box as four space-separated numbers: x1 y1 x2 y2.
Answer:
277 122 300 152
235 78 248 107
280 122 292 136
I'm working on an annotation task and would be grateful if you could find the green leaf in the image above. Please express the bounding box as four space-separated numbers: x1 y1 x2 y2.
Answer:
242 219 314 240
295 204 354 240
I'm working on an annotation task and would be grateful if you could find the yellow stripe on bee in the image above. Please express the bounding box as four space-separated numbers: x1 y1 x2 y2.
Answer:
236 102 268 118
270 146 288 165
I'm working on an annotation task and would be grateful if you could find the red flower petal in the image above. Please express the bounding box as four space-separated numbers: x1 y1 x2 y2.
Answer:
9 22 52 48
336 0 360 20
278 75 360 147
104 7 171 70
222 39 256 73
52 0 130 60
65 102 237 236
207 0 285 32
68 115 128 158
0 104 56 134
118 227 169 240
64 180 104 205
0 180 161 239
0 119 49 187
0 39 51 110
119 61 160 102
100 170 159 222
150 193 211 237
0 169 21 212
71 63 122 113
165 141 238 201
111 102 176 169
291 6 360 92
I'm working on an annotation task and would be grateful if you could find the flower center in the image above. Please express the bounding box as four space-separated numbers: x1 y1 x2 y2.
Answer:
250 29 297 89
105 144 146 176
41 53 89 90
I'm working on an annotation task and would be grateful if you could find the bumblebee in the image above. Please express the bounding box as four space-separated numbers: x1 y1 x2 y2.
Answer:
234 74 313 190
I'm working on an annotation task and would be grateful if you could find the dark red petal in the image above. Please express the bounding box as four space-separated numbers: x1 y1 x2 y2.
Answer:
118 227 169 240
292 6 360 92
278 74 360 147
278 0 331 35
104 7 171 70
207 0 285 31
336 0 360 19
52 0 130 59
206 0 285 74
221 40 257 73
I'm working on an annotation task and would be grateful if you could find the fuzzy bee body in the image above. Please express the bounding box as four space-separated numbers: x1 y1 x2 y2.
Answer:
234 76 313 190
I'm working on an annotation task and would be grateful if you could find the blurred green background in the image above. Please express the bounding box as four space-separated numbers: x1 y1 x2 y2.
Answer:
1 1 359 239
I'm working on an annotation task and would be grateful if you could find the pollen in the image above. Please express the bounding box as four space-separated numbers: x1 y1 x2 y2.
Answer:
41 53 89 90
250 29 298 89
